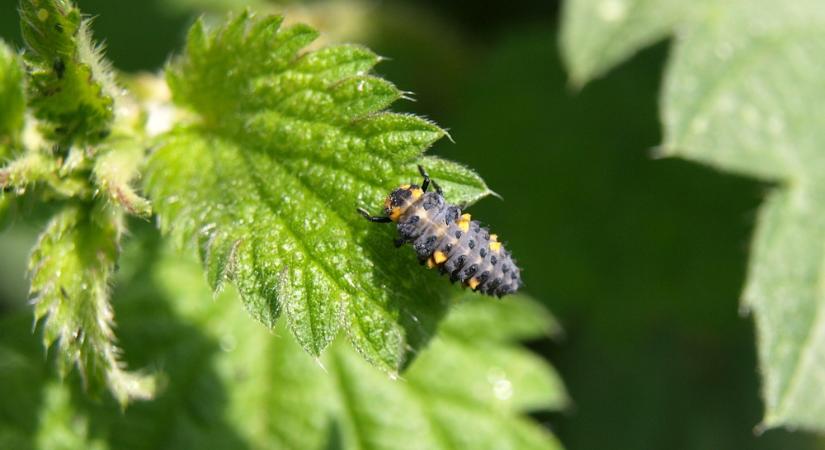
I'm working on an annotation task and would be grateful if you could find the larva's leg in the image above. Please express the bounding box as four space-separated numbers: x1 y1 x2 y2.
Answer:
357 207 392 223
418 165 431 192
417 165 443 194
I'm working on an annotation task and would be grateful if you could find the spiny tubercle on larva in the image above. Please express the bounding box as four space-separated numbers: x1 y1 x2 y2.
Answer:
381 184 522 297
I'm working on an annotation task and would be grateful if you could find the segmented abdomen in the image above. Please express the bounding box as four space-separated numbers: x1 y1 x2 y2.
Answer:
396 192 521 297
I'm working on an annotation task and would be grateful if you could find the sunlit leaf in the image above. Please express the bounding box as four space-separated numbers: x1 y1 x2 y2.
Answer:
147 12 493 371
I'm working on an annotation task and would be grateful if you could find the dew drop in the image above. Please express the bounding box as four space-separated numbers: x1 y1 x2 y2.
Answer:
493 379 513 400
487 367 513 401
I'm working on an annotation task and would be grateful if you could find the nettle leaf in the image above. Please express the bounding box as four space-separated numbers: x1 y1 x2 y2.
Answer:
147 12 492 371
561 0 825 432
0 40 25 152
20 0 116 144
29 205 155 405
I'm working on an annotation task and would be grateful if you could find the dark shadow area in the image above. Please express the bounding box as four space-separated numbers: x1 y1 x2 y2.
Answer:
408 22 816 450
323 420 344 450
0 312 48 450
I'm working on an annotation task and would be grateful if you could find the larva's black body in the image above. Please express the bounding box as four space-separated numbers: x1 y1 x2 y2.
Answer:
358 167 522 297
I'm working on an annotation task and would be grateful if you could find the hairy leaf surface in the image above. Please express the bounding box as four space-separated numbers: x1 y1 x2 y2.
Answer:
20 0 116 144
561 0 825 431
147 13 492 371
92 136 152 217
0 40 25 152
29 205 154 405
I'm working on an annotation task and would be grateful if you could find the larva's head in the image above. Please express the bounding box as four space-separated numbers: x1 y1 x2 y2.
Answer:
384 184 423 222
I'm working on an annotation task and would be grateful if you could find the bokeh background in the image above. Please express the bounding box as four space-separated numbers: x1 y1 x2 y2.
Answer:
1 0 821 448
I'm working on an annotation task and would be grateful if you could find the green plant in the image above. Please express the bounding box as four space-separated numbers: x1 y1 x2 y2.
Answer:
562 0 825 433
0 0 566 448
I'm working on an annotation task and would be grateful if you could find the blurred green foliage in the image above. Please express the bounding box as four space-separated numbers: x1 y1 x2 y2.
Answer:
562 0 825 436
2 0 825 449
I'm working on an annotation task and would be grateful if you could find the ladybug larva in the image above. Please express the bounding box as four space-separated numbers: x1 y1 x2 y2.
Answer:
358 166 522 297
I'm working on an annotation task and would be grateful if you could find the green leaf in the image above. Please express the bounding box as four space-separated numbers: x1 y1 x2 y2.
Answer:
561 0 825 432
0 152 58 189
92 135 152 217
147 13 493 371
0 40 25 152
0 234 566 449
745 187 825 431
560 0 697 86
19 0 116 144
29 205 155 405
0 150 90 201
142 243 567 449
661 0 825 181
439 291 563 343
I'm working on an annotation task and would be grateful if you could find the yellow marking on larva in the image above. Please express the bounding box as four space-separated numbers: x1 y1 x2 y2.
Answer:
457 213 471 232
389 206 402 222
433 250 448 264
468 277 480 290
400 184 411 189
490 234 498 242
489 241 502 253
426 257 436 269
410 187 423 201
